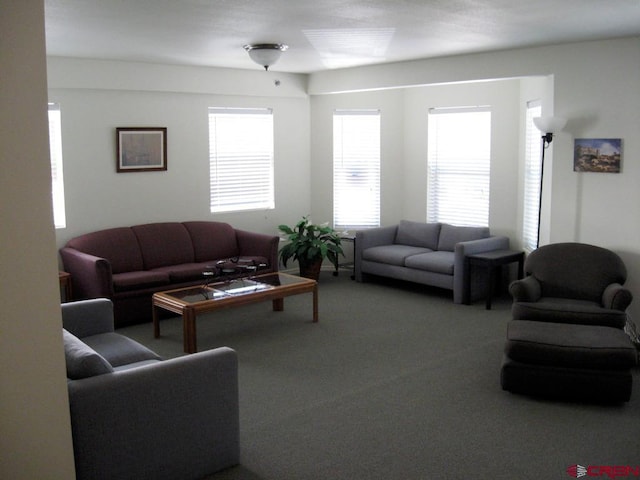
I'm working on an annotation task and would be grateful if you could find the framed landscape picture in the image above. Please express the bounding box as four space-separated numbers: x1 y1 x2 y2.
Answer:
116 127 167 172
573 138 621 173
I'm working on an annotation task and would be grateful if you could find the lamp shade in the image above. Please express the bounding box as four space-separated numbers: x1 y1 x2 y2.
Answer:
243 44 288 70
533 116 567 134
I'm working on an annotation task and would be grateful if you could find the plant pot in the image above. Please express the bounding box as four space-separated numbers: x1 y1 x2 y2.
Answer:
299 258 323 280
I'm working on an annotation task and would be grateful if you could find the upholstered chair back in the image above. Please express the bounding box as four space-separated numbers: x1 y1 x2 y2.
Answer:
525 242 627 302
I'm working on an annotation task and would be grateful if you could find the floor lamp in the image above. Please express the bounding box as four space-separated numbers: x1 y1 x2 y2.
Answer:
532 116 567 249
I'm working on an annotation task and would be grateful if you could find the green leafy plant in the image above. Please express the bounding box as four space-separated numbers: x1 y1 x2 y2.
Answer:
278 216 344 271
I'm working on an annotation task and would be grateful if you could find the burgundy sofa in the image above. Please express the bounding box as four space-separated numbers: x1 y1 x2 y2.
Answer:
60 221 279 327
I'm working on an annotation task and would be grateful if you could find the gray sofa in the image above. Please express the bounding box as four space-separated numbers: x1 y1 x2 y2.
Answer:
355 220 509 303
62 298 239 480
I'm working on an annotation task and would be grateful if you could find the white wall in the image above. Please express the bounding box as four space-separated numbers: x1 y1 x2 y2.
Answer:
48 58 312 248
49 37 640 322
309 80 521 242
5 13 635 476
517 76 552 246
403 80 521 239
310 37 640 320
0 2 76 478
310 89 405 227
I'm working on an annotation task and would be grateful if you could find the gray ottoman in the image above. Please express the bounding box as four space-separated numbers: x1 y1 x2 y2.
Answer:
501 320 638 403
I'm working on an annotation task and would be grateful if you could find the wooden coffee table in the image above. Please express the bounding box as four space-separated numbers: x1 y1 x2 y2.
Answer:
152 272 318 353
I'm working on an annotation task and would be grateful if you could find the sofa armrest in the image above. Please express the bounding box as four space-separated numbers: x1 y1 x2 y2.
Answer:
59 247 113 299
602 283 633 311
454 235 510 258
509 275 542 302
453 235 510 303
235 229 279 271
354 225 398 281
68 346 239 480
61 298 115 337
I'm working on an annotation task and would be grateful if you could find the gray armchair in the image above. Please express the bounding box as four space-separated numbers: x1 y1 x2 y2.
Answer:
509 243 632 329
62 299 239 480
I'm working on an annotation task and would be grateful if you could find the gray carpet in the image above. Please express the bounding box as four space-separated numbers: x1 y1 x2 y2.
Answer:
120 271 640 480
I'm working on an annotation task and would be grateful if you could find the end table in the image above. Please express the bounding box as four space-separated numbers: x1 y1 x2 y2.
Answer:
464 249 524 310
59 271 73 302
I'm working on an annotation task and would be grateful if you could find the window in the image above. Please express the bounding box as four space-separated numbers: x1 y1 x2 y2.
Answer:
333 110 380 229
427 107 491 227
48 103 66 229
208 108 274 213
523 101 542 251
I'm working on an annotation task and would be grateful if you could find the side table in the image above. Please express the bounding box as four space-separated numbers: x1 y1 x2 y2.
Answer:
464 249 524 310
59 271 73 302
334 235 356 279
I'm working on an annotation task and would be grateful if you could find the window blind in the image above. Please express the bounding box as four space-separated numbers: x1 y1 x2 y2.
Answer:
48 103 66 229
523 101 542 251
333 110 381 229
208 107 275 213
427 107 491 227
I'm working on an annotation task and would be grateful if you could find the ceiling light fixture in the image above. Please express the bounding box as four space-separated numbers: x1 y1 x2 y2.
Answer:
243 43 288 71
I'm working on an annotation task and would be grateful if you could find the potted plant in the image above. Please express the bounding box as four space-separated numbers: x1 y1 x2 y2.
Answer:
278 216 344 280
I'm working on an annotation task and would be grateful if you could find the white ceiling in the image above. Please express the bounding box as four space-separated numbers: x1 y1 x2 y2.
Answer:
45 0 640 74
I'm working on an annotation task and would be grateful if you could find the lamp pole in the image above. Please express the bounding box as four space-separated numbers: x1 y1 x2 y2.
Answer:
532 116 567 250
536 132 553 249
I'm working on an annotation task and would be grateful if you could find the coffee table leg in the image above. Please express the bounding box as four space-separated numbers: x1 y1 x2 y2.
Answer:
312 284 318 322
273 298 284 311
153 304 160 338
183 309 197 354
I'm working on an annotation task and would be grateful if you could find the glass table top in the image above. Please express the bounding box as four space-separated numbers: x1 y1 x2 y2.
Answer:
160 273 311 304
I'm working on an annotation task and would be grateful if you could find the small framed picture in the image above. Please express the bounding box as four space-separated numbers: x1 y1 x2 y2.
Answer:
116 127 167 172
573 138 621 173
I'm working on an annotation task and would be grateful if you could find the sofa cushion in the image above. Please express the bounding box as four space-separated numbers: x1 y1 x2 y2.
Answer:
363 245 433 266
63 329 114 379
395 220 441 250
112 271 170 292
183 221 240 262
511 298 628 329
153 257 271 283
82 332 162 368
132 223 195 269
65 227 144 274
437 224 490 252
152 262 213 282
405 251 455 275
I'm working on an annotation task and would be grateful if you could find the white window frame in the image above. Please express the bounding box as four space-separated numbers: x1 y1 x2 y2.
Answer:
523 100 542 252
208 107 275 213
427 106 491 227
333 109 381 230
48 103 66 229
